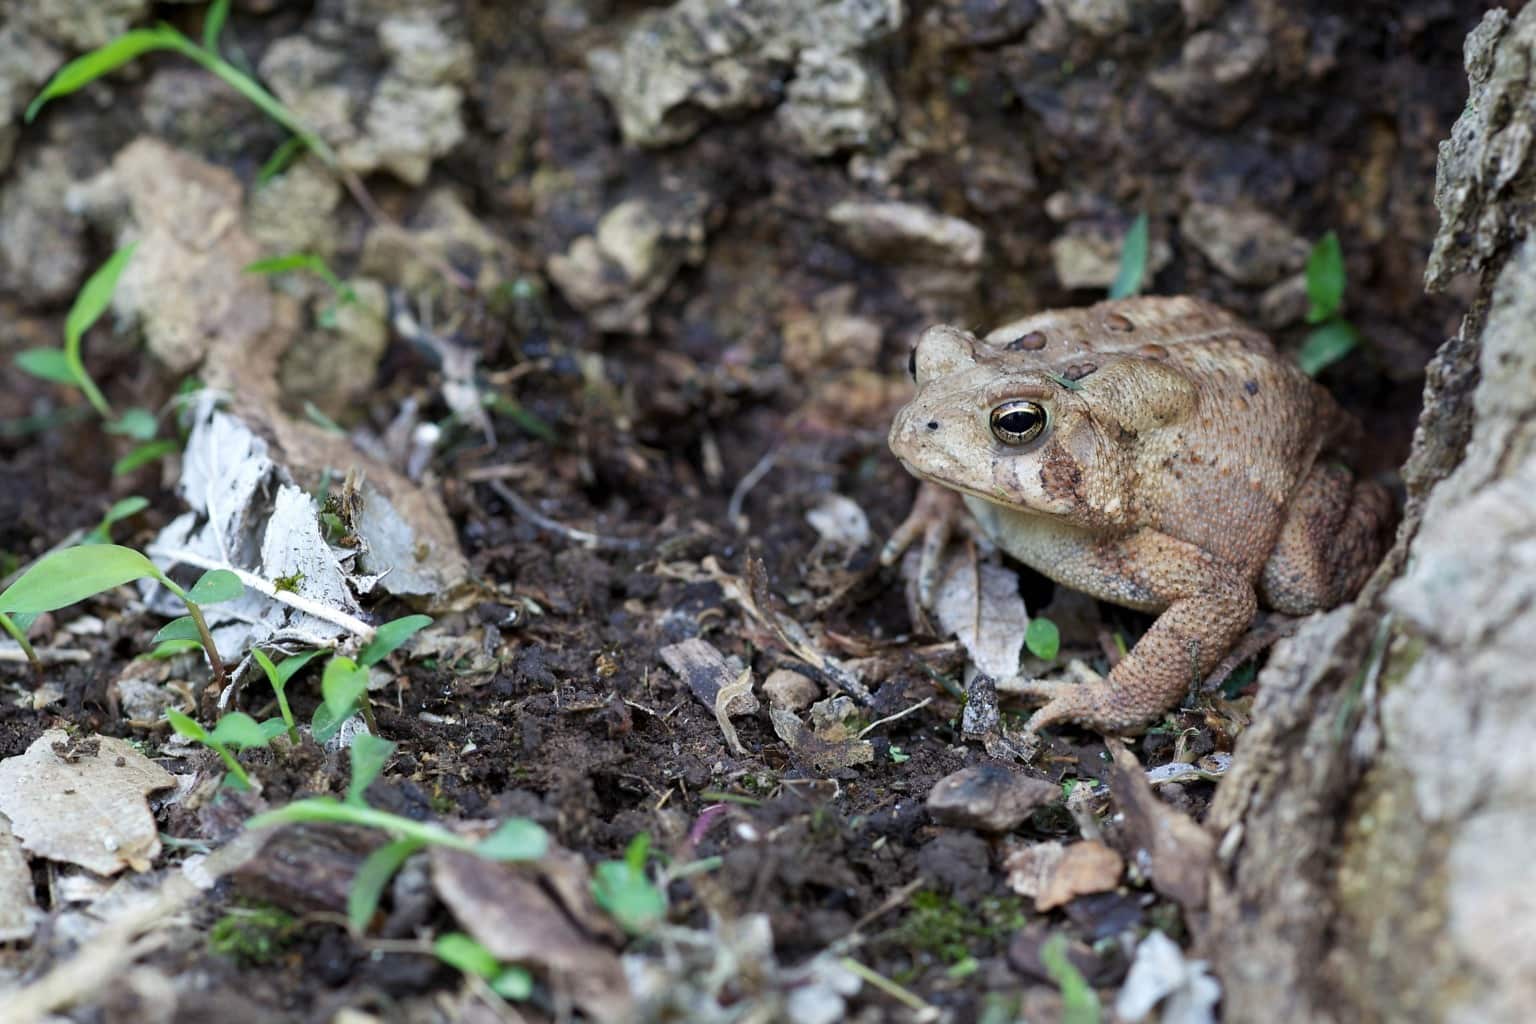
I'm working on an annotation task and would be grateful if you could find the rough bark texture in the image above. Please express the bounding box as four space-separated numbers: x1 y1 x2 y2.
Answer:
1206 8 1536 1023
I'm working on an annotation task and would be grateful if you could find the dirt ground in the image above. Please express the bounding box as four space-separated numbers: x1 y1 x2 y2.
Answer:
0 1 1503 1022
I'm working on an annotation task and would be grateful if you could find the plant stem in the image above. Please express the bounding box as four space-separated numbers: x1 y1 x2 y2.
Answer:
272 681 299 744
0 612 41 678
209 740 252 790
247 798 484 853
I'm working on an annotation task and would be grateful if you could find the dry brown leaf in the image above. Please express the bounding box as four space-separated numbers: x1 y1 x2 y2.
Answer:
770 709 874 772
1106 737 1214 912
659 637 761 741
1005 840 1125 911
922 548 1028 681
431 847 632 1023
0 731 176 875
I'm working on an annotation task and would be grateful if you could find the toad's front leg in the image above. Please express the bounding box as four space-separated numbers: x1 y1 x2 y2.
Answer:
1016 530 1257 734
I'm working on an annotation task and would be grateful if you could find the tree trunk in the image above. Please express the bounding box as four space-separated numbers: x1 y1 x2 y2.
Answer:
1205 7 1536 1022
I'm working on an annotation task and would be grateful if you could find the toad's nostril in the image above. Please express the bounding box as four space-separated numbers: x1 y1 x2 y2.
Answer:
926 421 939 430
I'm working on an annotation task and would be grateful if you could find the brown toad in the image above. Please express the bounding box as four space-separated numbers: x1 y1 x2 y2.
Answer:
885 296 1393 734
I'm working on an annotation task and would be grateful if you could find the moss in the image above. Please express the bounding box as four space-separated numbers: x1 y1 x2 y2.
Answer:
884 890 1028 968
209 903 300 965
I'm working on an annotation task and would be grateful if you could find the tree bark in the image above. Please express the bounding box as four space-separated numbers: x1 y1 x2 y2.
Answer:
1205 8 1536 1022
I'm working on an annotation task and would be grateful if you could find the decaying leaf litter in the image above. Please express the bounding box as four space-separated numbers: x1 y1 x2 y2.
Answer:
0 1 1487 1022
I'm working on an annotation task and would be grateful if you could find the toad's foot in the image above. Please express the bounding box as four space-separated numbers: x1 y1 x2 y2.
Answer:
1004 677 1167 735
881 482 967 608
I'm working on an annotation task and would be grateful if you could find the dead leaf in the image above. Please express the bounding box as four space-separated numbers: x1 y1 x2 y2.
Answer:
659 638 760 719
0 731 176 875
1106 738 1214 912
770 709 874 772
805 494 871 550
921 548 1027 681
714 667 754 755
0 813 41 941
431 847 632 1023
1006 840 1124 911
1115 929 1220 1024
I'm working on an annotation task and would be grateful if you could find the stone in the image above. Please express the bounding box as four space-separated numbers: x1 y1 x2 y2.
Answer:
763 669 821 711
926 763 1060 832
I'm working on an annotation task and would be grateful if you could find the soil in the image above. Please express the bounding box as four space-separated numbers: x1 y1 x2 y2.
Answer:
0 1 1502 1022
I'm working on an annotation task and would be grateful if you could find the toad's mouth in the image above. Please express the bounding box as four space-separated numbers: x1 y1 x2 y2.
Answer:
895 458 1051 516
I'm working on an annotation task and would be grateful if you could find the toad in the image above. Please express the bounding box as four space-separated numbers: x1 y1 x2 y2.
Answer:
885 296 1392 734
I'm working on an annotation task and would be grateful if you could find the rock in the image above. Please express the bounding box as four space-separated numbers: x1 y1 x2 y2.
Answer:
777 49 895 157
259 6 471 185
590 0 902 148
1258 272 1309 329
360 188 513 296
1149 10 1271 128
828 199 984 268
926 0 1041 48
547 191 712 333
18 0 148 50
780 284 883 374
1042 0 1133 38
926 763 1060 833
1179 201 1309 286
278 278 390 419
1049 222 1172 291
0 26 62 175
0 147 87 302
247 156 344 265
809 695 863 741
763 669 821 712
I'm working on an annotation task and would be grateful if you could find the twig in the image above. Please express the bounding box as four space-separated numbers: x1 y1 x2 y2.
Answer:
839 957 941 1022
0 645 92 664
145 545 376 640
856 696 934 739
487 480 647 552
726 449 778 528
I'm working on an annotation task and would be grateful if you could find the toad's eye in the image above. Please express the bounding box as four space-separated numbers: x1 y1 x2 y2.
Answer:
989 400 1047 445
908 346 918 381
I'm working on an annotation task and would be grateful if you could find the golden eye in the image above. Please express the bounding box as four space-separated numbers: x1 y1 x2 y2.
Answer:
989 400 1047 445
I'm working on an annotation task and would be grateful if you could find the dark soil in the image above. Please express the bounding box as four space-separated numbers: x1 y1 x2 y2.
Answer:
0 1 1497 1021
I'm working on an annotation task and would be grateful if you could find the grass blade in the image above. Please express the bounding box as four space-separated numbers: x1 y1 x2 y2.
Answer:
66 243 139 418
26 28 188 121
1108 213 1149 300
1305 232 1346 324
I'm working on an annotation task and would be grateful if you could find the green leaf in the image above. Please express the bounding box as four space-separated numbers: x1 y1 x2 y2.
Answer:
203 0 231 51
105 407 159 441
7 612 38 633
434 932 502 979
0 544 159 614
256 136 309 185
491 966 534 1000
85 495 150 544
165 707 211 744
153 615 202 645
347 735 396 805
1297 320 1359 376
624 832 651 873
475 819 550 862
592 857 667 936
348 838 423 934
148 639 203 659
14 348 80 384
311 702 345 744
1107 212 1149 300
245 253 323 276
1305 231 1346 324
114 439 178 475
26 28 190 121
187 568 244 605
1025 617 1061 661
66 243 139 419
209 711 270 749
1040 933 1101 1024
259 718 291 742
273 648 324 686
359 614 433 667
321 656 369 722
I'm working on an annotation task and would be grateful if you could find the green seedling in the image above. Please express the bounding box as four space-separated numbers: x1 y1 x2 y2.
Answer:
434 932 534 1001
1040 933 1102 1024
1108 212 1150 300
252 648 324 744
246 738 548 935
165 708 283 790
1298 231 1360 375
1025 617 1061 661
0 545 241 686
591 833 667 936
84 496 149 545
14 243 138 420
245 252 360 327
209 903 299 965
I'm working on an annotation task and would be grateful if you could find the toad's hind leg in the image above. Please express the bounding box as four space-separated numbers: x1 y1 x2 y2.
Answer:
1259 461 1394 615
